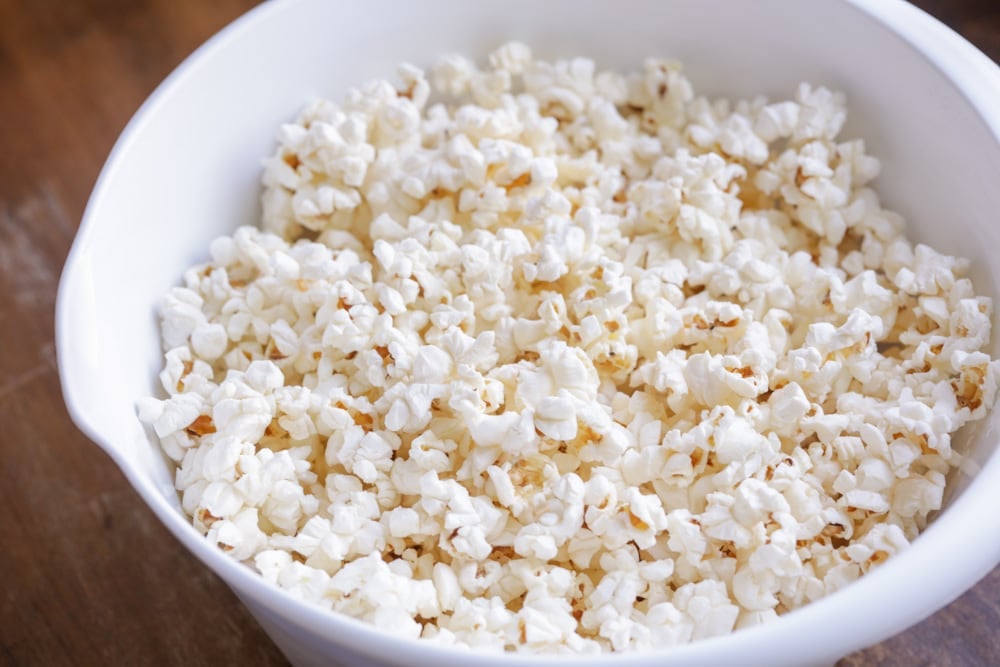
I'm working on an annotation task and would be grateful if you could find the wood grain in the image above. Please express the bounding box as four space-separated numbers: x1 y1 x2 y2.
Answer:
0 0 996 665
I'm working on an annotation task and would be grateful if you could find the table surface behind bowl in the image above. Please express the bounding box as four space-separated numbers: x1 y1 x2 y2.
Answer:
1 0 998 665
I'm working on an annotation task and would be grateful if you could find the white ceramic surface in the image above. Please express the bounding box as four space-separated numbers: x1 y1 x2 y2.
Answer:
56 1 1000 665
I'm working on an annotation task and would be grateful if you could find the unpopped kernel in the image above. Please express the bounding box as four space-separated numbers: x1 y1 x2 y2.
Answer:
139 43 1000 653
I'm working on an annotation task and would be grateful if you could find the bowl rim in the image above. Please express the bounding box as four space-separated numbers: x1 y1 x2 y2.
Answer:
56 0 1000 664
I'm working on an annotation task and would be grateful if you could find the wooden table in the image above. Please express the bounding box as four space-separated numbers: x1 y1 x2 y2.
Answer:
1 0 997 664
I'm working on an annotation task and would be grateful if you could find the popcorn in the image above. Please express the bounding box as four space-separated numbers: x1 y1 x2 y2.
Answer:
142 44 1000 654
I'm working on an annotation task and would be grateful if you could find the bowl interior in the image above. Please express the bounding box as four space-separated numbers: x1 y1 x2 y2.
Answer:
58 0 1000 664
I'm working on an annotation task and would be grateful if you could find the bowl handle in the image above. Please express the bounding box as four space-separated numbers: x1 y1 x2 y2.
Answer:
56 247 117 451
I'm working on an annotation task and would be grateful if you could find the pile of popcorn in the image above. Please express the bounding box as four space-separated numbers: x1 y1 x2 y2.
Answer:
139 43 1000 652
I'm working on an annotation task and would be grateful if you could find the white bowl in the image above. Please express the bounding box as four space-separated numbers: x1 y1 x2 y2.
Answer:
56 1 1000 665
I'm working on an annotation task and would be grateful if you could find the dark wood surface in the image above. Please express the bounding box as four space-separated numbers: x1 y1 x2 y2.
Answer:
0 0 996 664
